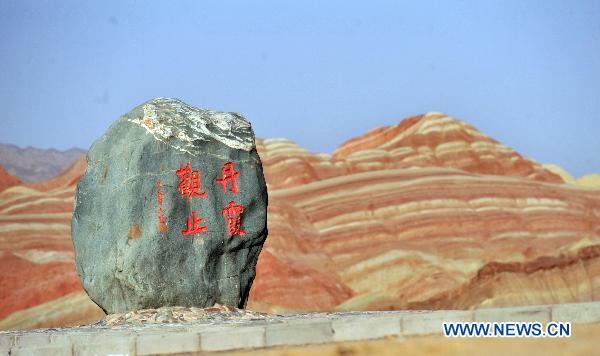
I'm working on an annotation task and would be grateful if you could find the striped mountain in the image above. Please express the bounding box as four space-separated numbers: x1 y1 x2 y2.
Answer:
1 112 599 329
0 166 21 192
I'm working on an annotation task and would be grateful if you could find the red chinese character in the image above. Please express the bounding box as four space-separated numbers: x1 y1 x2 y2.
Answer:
222 201 246 236
156 180 167 233
216 161 241 194
182 211 208 236
176 162 207 199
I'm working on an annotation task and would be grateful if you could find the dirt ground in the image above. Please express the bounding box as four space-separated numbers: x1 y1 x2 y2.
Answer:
223 323 600 356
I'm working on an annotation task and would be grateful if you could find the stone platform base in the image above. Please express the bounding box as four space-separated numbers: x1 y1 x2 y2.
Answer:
1 302 599 355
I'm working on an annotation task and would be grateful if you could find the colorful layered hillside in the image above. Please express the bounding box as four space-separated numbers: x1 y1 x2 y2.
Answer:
252 167 600 311
0 166 22 192
255 113 563 191
1 112 600 329
0 174 104 329
250 113 599 312
331 113 563 183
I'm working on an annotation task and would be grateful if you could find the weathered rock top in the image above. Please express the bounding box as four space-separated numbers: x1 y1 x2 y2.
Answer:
129 97 255 153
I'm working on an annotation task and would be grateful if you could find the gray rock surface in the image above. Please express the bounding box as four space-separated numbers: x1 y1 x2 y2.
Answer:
71 98 268 314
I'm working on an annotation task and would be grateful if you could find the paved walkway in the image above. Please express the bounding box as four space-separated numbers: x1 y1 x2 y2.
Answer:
1 302 599 355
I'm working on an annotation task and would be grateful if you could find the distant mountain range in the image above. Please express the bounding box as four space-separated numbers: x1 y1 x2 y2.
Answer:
0 143 86 183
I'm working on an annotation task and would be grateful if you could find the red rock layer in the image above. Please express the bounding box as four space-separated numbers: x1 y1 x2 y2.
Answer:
0 166 22 192
0 254 81 320
0 172 103 328
331 113 563 183
255 139 337 189
406 245 600 310
248 199 353 312
267 168 600 311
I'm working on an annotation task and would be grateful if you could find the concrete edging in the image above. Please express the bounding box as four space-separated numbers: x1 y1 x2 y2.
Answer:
1 301 599 355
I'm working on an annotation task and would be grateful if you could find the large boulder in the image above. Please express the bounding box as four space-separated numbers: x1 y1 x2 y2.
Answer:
71 98 268 314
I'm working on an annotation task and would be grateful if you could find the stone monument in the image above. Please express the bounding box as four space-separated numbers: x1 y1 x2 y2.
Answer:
71 98 268 314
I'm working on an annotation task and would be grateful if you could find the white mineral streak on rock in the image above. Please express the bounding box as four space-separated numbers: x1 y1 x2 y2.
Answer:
129 98 255 153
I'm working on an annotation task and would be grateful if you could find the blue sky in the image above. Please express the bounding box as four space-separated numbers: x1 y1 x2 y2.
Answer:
0 1 599 176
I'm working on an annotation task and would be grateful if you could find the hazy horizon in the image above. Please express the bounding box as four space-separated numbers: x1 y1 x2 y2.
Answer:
1 1 599 176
